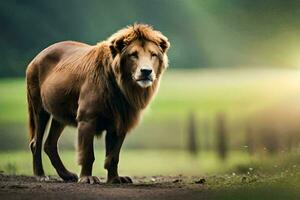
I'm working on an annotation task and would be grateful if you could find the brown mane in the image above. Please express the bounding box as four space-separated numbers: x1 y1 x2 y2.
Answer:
108 24 169 53
110 25 168 101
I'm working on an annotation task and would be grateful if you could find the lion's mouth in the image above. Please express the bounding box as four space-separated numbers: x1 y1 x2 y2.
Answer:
135 76 153 82
134 76 153 88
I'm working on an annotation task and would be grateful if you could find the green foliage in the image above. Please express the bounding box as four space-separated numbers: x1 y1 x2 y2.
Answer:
1 1 300 77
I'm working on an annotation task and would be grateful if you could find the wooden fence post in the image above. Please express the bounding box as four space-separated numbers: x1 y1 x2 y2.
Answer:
216 113 228 160
187 112 198 155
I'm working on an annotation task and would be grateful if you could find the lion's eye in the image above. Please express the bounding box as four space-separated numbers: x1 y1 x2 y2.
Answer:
151 53 158 58
129 52 138 59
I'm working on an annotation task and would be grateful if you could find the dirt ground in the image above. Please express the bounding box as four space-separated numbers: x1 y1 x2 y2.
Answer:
0 174 212 200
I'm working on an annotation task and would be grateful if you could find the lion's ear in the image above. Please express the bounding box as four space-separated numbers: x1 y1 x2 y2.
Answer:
157 34 170 53
110 37 126 57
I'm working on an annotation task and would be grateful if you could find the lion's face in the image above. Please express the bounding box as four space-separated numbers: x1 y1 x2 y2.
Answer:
109 24 170 93
123 40 164 88
111 39 169 90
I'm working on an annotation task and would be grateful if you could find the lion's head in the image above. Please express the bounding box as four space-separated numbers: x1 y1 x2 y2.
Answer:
108 24 170 92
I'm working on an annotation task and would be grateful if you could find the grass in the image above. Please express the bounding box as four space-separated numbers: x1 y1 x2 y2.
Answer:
0 78 26 123
0 149 253 176
2 68 300 124
2 68 300 149
149 68 300 121
1 148 300 176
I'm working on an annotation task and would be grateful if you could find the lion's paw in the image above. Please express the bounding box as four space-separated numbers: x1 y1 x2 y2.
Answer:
36 175 50 182
107 176 133 184
78 176 101 184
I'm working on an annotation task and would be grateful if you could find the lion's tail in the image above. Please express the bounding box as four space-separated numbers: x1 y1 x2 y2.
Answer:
26 82 36 145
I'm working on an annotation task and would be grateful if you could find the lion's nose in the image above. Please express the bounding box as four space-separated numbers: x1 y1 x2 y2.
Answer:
140 68 152 76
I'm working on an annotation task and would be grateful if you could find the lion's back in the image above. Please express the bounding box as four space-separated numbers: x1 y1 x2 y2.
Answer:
26 41 90 85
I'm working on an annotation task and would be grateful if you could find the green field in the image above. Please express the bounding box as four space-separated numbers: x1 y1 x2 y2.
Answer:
1 148 299 176
2 68 300 124
0 150 253 176
1 68 300 149
1 148 300 187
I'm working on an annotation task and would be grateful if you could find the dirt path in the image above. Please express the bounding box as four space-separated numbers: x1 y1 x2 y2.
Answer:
0 175 210 200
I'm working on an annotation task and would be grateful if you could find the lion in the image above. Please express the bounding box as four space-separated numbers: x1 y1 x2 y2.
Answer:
26 24 170 184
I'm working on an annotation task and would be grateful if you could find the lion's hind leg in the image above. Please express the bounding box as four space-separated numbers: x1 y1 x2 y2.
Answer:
44 118 78 182
30 108 50 180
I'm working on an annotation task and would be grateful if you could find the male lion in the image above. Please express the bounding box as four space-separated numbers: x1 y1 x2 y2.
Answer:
26 24 170 184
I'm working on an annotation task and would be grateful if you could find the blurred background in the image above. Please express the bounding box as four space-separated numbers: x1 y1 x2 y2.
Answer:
1 0 300 177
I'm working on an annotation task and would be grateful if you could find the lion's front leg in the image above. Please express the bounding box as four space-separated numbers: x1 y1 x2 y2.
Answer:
104 131 132 184
77 120 100 184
